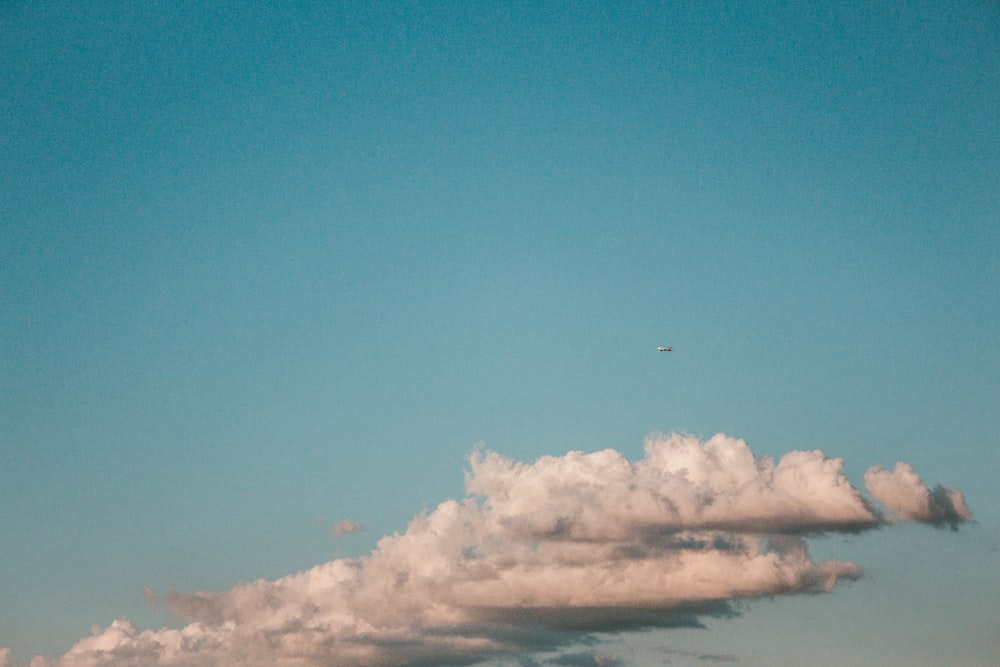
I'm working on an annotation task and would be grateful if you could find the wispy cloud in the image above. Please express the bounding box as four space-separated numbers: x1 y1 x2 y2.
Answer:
142 587 158 613
331 519 366 538
544 650 625 666
12 433 970 667
658 647 739 663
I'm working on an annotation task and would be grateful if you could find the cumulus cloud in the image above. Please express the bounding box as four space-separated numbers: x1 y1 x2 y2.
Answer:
864 462 972 528
17 433 970 667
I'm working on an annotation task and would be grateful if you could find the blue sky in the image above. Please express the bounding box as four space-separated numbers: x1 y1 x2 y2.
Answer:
1 2 997 665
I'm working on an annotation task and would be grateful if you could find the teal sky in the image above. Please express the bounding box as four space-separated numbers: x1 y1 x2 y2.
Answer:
2 2 998 665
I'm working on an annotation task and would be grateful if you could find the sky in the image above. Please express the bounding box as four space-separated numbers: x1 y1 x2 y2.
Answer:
1 1 998 665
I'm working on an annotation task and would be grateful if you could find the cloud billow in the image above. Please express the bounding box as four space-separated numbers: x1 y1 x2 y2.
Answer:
864 461 971 528
11 433 970 667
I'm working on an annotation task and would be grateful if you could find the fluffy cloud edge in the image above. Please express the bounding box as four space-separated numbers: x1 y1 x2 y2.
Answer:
864 461 972 528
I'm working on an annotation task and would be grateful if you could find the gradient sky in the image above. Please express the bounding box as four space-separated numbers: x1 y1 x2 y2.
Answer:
2 2 998 665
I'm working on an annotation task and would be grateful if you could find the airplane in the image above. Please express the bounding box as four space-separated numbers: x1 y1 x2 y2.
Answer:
657 346 673 352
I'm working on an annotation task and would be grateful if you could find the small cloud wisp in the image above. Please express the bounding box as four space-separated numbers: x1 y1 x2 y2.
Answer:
331 519 365 539
11 433 970 666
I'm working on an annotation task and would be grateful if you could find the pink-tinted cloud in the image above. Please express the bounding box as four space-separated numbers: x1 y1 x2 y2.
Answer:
331 519 365 538
864 461 972 528
466 433 882 538
142 587 157 613
11 434 970 667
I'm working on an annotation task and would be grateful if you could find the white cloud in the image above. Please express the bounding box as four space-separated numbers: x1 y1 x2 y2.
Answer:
864 461 972 527
18 434 970 667
466 433 882 538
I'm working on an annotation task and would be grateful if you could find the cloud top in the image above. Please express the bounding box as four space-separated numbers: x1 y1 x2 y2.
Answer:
12 433 969 667
467 433 882 538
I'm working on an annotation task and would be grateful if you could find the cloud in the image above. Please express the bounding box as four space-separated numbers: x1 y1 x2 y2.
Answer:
18 433 970 667
465 433 882 537
544 650 625 666
864 462 972 528
331 519 365 538
658 647 739 663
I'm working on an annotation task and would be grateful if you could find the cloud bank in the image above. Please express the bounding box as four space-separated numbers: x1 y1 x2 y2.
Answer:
11 433 970 667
